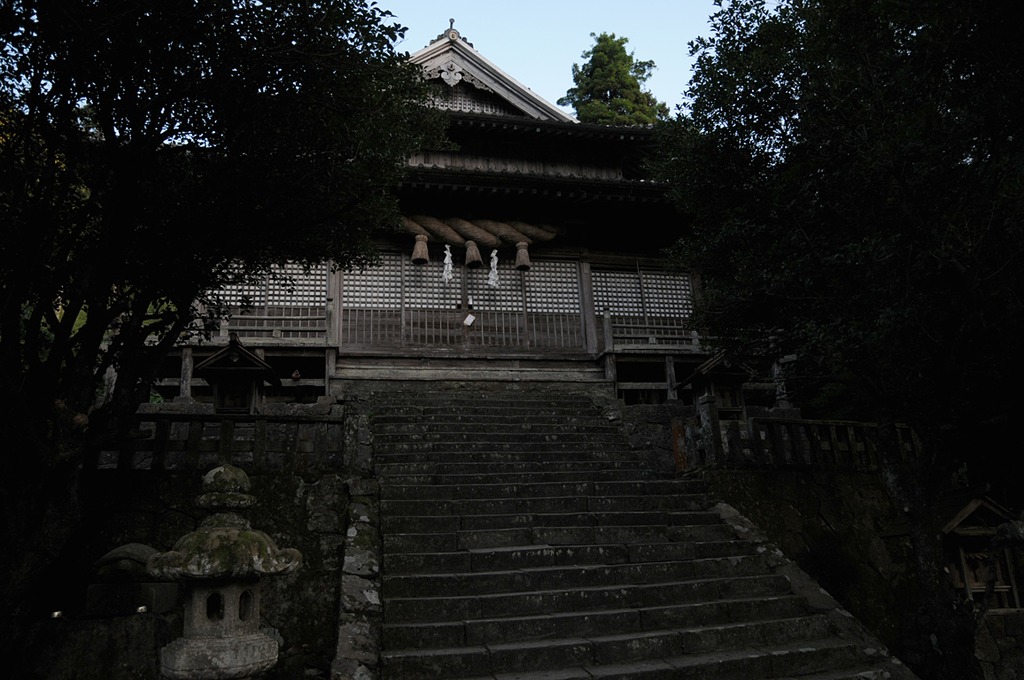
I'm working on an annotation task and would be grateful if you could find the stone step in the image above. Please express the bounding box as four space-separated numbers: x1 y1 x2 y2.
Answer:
384 536 753 573
386 611 829 655
375 460 655 476
367 397 606 410
378 469 665 485
373 431 621 444
384 555 773 598
370 407 611 422
382 634 868 680
375 441 632 455
383 523 751 554
371 419 622 433
384 574 793 626
381 508 716 533
373 450 635 465
381 480 708 501
381 495 715 518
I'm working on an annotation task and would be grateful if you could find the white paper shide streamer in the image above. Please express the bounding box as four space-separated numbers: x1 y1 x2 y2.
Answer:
442 244 454 284
487 249 499 288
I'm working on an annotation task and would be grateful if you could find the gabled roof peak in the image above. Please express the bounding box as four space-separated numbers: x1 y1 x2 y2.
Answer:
410 21 576 124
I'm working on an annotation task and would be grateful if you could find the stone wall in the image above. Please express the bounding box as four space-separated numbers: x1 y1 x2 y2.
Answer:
30 397 375 679
617 400 1024 679
699 467 913 652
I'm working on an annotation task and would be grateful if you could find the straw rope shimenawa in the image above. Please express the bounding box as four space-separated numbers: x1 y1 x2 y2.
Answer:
474 219 531 246
445 217 501 249
403 216 558 267
409 215 465 245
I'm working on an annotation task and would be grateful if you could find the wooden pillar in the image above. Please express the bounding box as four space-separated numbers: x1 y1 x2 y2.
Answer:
579 262 598 354
179 347 194 399
326 259 341 348
697 394 722 465
602 307 616 382
665 355 677 401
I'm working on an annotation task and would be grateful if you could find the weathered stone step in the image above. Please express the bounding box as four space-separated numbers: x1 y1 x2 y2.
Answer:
381 479 708 501
376 460 654 476
385 535 753 574
384 574 793 626
376 441 632 455
373 430 620 444
367 396 605 410
379 469 667 486
384 554 772 598
386 611 829 655
381 508 716 533
384 523 757 553
370 407 609 422
384 517 741 549
372 419 618 436
382 628 865 680
373 450 635 465
382 491 712 518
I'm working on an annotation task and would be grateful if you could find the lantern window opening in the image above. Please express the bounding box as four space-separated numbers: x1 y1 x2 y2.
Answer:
239 590 254 621
206 592 225 621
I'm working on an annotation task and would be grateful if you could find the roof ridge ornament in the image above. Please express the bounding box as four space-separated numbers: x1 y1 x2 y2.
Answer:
430 18 473 47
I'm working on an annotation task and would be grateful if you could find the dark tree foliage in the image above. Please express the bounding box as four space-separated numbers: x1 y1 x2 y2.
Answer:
558 32 668 125
655 1 1024 676
0 0 441 658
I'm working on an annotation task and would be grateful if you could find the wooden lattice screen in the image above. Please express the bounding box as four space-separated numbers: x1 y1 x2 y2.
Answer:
218 263 329 340
338 254 584 350
592 268 695 348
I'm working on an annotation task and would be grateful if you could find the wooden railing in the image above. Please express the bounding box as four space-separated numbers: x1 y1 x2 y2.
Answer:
599 310 702 352
338 307 584 351
223 305 329 343
685 409 920 471
87 413 351 475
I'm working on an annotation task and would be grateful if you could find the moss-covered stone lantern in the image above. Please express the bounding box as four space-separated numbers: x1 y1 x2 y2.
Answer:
149 465 301 679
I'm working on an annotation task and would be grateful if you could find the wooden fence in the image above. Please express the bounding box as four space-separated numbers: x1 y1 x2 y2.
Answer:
87 413 350 475
685 413 920 470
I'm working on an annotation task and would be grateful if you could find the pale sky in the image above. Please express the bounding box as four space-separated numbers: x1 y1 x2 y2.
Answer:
379 0 721 116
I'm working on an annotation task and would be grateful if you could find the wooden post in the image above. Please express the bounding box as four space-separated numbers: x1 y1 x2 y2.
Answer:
697 394 722 465
326 260 341 348
665 355 677 401
579 262 598 354
179 347 193 399
602 307 614 353
324 347 336 397
602 307 616 383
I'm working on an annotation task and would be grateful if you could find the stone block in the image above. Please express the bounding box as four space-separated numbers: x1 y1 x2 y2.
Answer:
320 534 347 572
307 475 348 533
341 574 381 613
334 614 379 665
330 657 375 680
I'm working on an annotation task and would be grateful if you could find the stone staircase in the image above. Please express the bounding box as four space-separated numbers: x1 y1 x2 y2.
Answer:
370 387 914 679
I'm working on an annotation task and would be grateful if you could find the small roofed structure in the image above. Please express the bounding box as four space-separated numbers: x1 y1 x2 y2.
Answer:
194 333 281 415
943 496 1022 610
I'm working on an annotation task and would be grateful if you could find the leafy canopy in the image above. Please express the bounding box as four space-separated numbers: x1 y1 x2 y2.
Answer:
656 0 1024 466
0 0 442 645
1 0 441 437
558 32 668 126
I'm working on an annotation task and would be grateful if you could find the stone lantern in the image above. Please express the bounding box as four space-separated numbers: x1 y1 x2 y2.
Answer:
149 465 302 679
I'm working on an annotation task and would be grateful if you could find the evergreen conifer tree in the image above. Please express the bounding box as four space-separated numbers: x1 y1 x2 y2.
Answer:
558 32 668 125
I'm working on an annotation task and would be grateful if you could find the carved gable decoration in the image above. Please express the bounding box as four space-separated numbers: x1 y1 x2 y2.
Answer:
410 23 575 123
